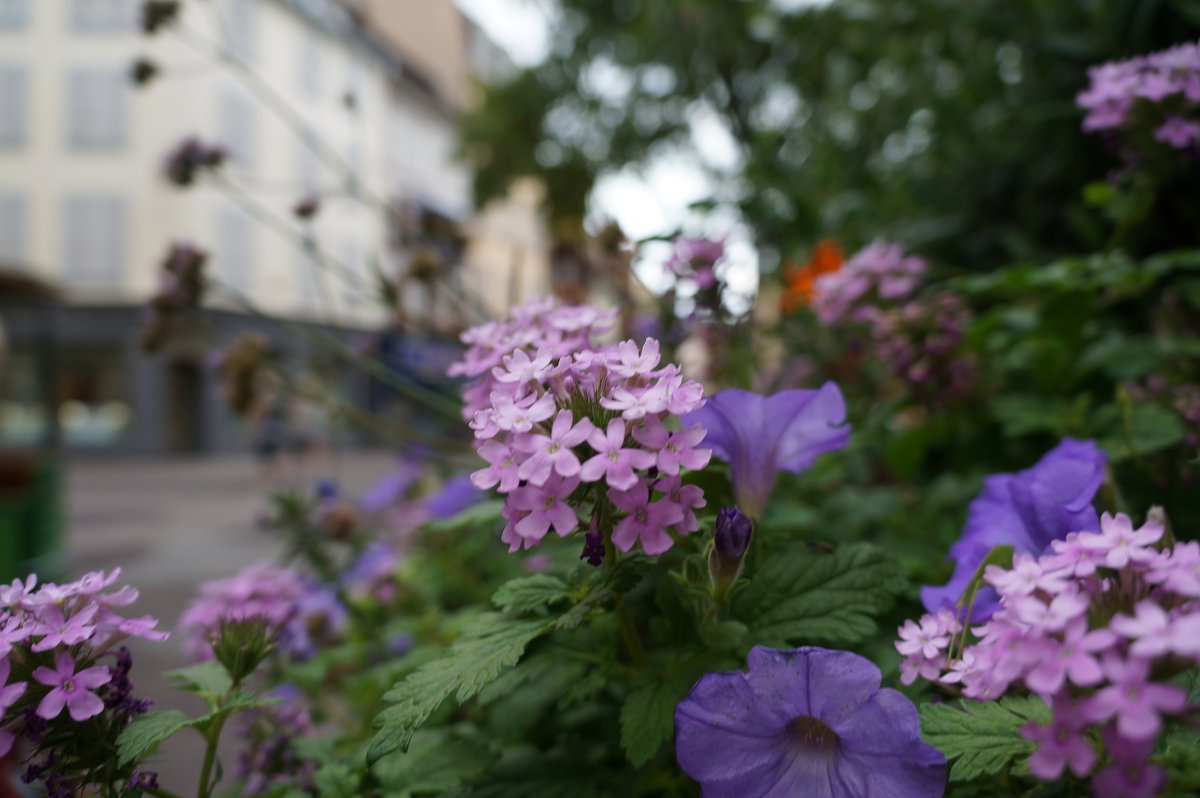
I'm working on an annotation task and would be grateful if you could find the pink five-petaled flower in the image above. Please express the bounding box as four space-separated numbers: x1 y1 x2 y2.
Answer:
896 615 953 660
600 385 669 420
1020 695 1097 780
1146 540 1200 596
31 602 99 652
491 392 555 434
1011 589 1090 632
492 348 553 385
653 475 705 534
0 615 31 657
514 409 594 485
580 418 655 491
1078 512 1163 569
608 338 661 378
1092 725 1166 798
33 651 112 721
1081 653 1186 740
507 475 581 545
0 658 27 756
632 416 711 476
608 480 684 555
1023 618 1115 694
471 440 522 493
1109 600 1200 658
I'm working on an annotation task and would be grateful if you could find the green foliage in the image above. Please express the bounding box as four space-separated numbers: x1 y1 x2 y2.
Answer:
492 574 571 613
618 671 695 768
921 697 1051 781
372 729 492 796
313 763 362 798
369 614 554 762
734 543 906 647
462 0 1200 262
167 660 233 701
116 709 200 766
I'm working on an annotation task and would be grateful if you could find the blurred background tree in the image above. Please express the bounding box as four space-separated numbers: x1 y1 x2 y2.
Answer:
461 0 1200 270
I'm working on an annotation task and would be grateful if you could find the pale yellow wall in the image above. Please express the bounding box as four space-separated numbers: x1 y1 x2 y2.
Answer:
0 0 391 329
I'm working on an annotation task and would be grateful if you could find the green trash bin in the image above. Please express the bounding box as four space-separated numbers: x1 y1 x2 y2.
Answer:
0 455 61 583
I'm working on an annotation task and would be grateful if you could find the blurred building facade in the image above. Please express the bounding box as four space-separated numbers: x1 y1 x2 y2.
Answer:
0 0 551 454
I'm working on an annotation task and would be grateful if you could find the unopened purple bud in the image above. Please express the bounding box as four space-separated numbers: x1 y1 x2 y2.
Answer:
714 507 753 559
710 507 753 598
580 515 605 567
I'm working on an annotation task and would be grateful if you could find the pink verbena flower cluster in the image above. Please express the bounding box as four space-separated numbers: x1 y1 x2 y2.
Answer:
0 570 166 755
811 239 926 326
179 561 346 662
663 236 725 291
1077 40 1200 148
448 296 618 422
896 511 1200 796
865 292 977 403
452 300 711 556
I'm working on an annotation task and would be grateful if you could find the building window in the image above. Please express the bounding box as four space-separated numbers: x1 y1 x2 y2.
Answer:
0 194 26 265
219 88 255 171
0 0 29 30
0 64 26 146
63 195 126 285
66 68 127 149
221 0 256 61
68 0 135 32
216 206 255 293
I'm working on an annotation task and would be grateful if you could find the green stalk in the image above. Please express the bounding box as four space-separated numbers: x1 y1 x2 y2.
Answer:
615 597 646 669
195 712 228 798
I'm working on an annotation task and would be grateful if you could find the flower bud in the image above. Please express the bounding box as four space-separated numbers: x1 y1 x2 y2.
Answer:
320 502 358 541
210 616 276 685
709 506 753 598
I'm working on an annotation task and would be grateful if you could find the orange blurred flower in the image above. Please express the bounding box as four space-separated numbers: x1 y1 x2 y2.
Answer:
781 240 845 314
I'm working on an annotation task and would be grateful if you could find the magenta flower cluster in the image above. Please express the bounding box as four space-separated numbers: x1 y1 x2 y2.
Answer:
179 561 346 662
811 239 925 326
448 296 618 421
451 298 712 556
864 292 976 403
1077 40 1200 148
0 570 167 755
897 511 1200 796
663 236 725 291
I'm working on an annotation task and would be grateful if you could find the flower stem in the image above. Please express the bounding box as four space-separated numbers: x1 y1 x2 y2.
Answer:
615 597 646 669
196 712 230 798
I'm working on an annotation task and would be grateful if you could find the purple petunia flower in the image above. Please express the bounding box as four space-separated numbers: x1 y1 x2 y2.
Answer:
675 646 946 797
423 475 484 519
680 384 850 518
921 438 1106 620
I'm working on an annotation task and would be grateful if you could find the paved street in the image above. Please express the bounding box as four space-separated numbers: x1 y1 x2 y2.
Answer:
61 451 398 791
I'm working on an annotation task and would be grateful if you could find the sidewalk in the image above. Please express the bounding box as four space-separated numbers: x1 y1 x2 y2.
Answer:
62 451 397 791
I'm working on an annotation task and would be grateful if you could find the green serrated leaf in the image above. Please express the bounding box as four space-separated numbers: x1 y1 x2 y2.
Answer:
734 543 905 646
373 729 491 795
116 709 201 766
619 672 694 768
492 574 570 613
921 697 1050 781
314 762 361 798
167 660 233 698
1126 403 1188 455
368 614 552 762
